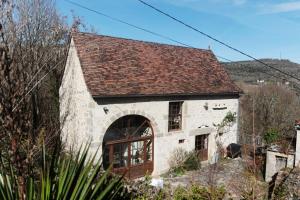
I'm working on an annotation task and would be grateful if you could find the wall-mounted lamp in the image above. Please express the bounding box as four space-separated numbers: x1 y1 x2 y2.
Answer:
204 102 208 110
103 107 109 114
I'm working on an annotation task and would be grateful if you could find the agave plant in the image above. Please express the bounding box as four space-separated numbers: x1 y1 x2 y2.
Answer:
0 144 128 200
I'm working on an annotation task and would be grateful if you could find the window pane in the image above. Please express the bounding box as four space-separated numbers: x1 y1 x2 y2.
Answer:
168 102 183 131
131 141 144 165
113 143 128 168
103 146 110 169
145 140 152 161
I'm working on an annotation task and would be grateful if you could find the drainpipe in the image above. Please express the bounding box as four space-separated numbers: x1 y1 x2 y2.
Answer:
295 129 300 167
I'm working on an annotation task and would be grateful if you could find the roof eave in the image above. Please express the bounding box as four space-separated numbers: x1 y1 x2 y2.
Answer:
92 91 241 99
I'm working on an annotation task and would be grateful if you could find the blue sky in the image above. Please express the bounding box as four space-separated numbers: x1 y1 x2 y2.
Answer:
57 0 300 63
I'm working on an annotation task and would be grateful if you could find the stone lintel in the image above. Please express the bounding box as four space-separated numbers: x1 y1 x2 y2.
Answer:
189 127 214 136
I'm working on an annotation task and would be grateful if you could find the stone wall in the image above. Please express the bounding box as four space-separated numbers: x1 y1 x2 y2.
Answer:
59 39 96 151
94 100 239 175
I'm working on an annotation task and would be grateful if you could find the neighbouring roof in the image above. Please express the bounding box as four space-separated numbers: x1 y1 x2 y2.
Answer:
72 32 241 97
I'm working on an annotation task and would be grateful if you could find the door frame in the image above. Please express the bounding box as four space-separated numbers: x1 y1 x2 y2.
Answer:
106 136 154 179
195 134 209 161
103 116 154 179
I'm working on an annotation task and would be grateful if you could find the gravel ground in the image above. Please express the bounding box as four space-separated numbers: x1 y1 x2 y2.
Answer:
163 158 268 199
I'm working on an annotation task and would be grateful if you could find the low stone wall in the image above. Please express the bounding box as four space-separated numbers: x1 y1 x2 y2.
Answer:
265 150 294 182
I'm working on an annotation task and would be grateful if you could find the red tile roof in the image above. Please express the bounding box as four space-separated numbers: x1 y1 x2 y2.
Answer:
72 32 241 97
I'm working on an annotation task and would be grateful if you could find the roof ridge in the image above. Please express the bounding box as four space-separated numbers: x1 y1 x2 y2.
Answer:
72 31 212 53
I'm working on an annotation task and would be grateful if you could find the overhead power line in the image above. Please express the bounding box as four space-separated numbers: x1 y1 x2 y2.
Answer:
25 56 53 91
64 0 190 47
137 0 300 83
221 59 300 93
64 0 300 91
223 59 285 80
64 0 300 86
63 0 231 62
12 59 64 112
11 0 300 112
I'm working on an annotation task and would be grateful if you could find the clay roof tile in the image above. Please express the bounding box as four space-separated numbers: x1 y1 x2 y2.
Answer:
72 32 241 97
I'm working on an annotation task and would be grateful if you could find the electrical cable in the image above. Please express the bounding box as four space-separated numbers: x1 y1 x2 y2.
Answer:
137 0 300 83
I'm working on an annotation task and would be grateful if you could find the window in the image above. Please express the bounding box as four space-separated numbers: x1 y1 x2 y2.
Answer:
112 143 128 168
179 139 185 144
168 101 183 131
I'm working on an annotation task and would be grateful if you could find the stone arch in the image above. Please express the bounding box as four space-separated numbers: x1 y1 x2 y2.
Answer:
102 114 154 179
101 110 161 138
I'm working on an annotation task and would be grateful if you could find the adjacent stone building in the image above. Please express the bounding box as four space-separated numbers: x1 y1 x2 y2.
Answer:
59 32 241 178
265 147 295 182
265 124 300 182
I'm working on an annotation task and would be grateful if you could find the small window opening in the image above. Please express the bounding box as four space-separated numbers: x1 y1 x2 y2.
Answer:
168 101 183 131
179 139 185 144
275 156 287 172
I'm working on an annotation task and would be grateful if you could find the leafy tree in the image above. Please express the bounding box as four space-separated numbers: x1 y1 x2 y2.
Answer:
0 0 85 197
239 84 300 146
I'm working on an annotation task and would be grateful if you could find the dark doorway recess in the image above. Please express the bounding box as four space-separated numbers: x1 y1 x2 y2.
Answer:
195 134 209 161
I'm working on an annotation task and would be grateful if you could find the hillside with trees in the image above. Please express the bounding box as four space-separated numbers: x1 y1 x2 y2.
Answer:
223 59 300 84
224 59 300 149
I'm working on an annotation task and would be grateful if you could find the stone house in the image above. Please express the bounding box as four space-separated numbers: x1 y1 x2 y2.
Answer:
59 32 241 179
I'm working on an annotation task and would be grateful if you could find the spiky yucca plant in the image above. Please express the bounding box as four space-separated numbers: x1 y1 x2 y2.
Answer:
0 144 128 200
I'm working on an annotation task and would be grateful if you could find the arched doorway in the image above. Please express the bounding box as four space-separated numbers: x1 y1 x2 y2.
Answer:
103 115 154 179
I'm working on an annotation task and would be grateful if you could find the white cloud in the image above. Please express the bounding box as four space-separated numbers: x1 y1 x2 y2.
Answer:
261 1 300 14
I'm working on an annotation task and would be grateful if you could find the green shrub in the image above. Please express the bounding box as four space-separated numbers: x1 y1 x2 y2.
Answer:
264 128 280 145
168 148 188 177
214 111 237 133
183 151 201 171
0 144 128 200
168 149 201 177
173 166 186 176
173 184 226 200
223 111 236 124
168 148 188 169
274 184 288 200
173 186 188 200
207 185 227 200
